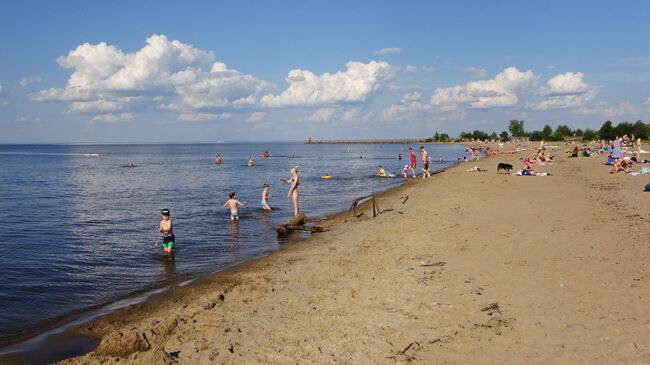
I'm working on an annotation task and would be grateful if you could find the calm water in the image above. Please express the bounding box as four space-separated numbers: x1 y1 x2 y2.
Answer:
0 142 466 346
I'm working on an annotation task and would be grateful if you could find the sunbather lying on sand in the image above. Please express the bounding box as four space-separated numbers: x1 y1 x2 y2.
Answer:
609 157 636 174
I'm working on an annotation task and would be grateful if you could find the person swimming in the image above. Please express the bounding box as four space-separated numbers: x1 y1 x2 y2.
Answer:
247 156 254 166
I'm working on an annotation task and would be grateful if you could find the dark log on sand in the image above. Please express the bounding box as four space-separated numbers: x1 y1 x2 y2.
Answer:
276 213 316 236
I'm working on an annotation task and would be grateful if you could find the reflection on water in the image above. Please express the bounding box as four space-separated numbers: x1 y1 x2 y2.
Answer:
0 142 467 347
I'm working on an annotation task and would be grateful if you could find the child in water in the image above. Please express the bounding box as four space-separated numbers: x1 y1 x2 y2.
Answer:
159 208 175 255
261 183 272 210
223 192 247 221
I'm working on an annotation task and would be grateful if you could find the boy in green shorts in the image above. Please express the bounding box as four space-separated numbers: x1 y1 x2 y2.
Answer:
159 208 175 254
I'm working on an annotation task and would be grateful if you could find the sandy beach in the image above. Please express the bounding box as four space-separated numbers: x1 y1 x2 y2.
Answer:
9 144 648 364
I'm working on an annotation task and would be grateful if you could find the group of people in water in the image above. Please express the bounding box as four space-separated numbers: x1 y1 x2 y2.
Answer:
379 146 433 179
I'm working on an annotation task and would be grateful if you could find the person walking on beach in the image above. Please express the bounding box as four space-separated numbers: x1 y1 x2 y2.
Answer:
280 166 300 216
223 192 247 221
159 209 175 255
408 147 417 178
420 146 431 178
261 183 272 211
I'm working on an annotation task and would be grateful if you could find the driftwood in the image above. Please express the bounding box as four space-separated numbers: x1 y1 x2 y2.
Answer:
276 213 325 236
344 193 384 222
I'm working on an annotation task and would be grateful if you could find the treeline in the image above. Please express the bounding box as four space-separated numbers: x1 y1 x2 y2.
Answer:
428 119 650 142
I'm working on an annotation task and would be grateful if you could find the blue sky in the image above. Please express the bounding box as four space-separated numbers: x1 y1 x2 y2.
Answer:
1 0 650 143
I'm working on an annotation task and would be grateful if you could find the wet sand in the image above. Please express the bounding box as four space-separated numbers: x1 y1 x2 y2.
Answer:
9 143 650 364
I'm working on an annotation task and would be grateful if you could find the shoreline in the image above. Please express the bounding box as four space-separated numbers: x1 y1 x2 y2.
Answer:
6 142 650 364
0 155 461 364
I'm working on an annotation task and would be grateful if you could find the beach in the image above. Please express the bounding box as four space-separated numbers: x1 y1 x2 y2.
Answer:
8 144 650 364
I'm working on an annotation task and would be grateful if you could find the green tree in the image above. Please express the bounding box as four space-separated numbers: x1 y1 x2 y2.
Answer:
615 122 635 137
489 132 498 140
541 125 554 140
555 124 572 137
633 120 649 139
583 129 598 141
459 131 472 140
471 130 490 141
499 131 509 141
529 130 543 141
439 133 451 142
574 128 584 137
599 121 616 140
433 132 440 142
508 120 526 137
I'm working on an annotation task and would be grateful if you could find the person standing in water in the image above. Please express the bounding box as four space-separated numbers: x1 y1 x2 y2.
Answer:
215 154 222 165
261 183 272 211
420 146 431 178
408 147 417 178
280 166 300 216
159 209 175 255
223 192 247 221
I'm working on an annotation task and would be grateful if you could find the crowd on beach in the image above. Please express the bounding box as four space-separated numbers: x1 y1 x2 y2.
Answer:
158 135 648 255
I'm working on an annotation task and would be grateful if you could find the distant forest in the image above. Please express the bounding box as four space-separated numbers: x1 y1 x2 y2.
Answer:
427 120 650 142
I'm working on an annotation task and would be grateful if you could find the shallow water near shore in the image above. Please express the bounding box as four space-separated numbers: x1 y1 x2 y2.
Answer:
0 142 466 351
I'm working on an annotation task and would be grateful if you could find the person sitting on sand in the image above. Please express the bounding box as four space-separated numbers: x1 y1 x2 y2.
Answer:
280 166 300 216
159 209 175 255
224 192 247 221
570 146 579 158
609 157 636 174
261 183 272 211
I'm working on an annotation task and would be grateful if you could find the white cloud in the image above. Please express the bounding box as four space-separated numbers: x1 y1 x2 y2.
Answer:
643 97 650 106
307 108 338 122
430 67 536 109
465 67 487 78
246 112 266 123
177 112 232 122
33 34 269 119
531 72 596 110
404 65 434 74
545 72 589 95
0 82 4 94
261 61 397 107
20 76 41 87
90 113 133 123
16 117 27 122
374 47 401 55
69 97 140 113
381 91 432 121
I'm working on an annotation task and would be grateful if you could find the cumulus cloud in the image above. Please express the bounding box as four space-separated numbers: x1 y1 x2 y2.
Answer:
20 76 41 87
306 108 363 124
374 47 401 55
246 112 266 123
178 112 232 122
307 108 338 122
531 72 596 110
261 61 397 107
90 113 133 123
404 65 434 74
465 67 487 78
33 34 269 118
430 67 536 110
381 91 432 121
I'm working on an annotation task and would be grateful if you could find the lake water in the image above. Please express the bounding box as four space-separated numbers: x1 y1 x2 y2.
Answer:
0 142 466 348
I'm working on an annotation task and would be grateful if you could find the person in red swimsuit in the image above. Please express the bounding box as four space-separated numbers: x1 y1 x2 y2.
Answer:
408 147 417 178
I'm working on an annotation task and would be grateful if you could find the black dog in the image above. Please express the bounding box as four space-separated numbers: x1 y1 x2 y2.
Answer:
497 163 513 174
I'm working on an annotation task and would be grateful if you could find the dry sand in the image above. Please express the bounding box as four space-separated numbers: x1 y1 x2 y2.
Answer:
17 144 650 364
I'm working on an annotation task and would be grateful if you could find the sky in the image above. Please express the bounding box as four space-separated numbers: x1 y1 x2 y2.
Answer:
1 0 650 143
